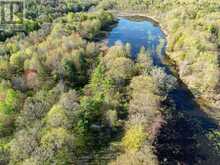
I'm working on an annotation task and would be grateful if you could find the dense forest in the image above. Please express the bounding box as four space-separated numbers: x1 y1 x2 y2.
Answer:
0 0 219 165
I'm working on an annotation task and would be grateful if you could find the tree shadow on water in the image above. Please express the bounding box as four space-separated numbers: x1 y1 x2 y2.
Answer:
154 82 220 165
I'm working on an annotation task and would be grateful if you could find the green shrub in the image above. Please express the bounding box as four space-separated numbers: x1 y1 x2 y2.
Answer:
122 124 147 151
41 128 70 149
136 47 153 73
47 105 69 128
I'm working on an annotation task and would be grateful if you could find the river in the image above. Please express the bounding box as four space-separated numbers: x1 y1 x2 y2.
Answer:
106 16 220 165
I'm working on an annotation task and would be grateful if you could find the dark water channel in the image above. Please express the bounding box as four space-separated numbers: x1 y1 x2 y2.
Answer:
107 16 220 165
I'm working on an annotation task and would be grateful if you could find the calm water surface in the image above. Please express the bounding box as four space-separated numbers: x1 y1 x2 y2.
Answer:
107 17 166 64
106 16 219 164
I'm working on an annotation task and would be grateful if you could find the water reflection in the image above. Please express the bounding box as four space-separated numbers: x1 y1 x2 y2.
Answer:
107 17 166 65
106 16 220 164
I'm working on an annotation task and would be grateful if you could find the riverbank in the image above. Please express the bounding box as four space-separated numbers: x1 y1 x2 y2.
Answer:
104 15 169 165
109 10 220 122
107 1 220 108
106 10 220 164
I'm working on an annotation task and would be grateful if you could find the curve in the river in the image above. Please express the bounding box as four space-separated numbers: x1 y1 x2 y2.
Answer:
107 16 220 165
107 17 166 64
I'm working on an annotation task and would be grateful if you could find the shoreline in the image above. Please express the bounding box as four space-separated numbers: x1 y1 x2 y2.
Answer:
110 10 168 37
109 10 220 112
104 10 220 164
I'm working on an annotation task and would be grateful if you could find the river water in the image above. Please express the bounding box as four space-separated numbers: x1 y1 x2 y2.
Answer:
107 17 166 64
107 16 220 165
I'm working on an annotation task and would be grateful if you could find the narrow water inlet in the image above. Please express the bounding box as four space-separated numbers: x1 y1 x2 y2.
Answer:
107 16 220 164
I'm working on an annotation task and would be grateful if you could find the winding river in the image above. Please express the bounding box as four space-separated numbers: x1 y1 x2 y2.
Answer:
107 16 220 165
